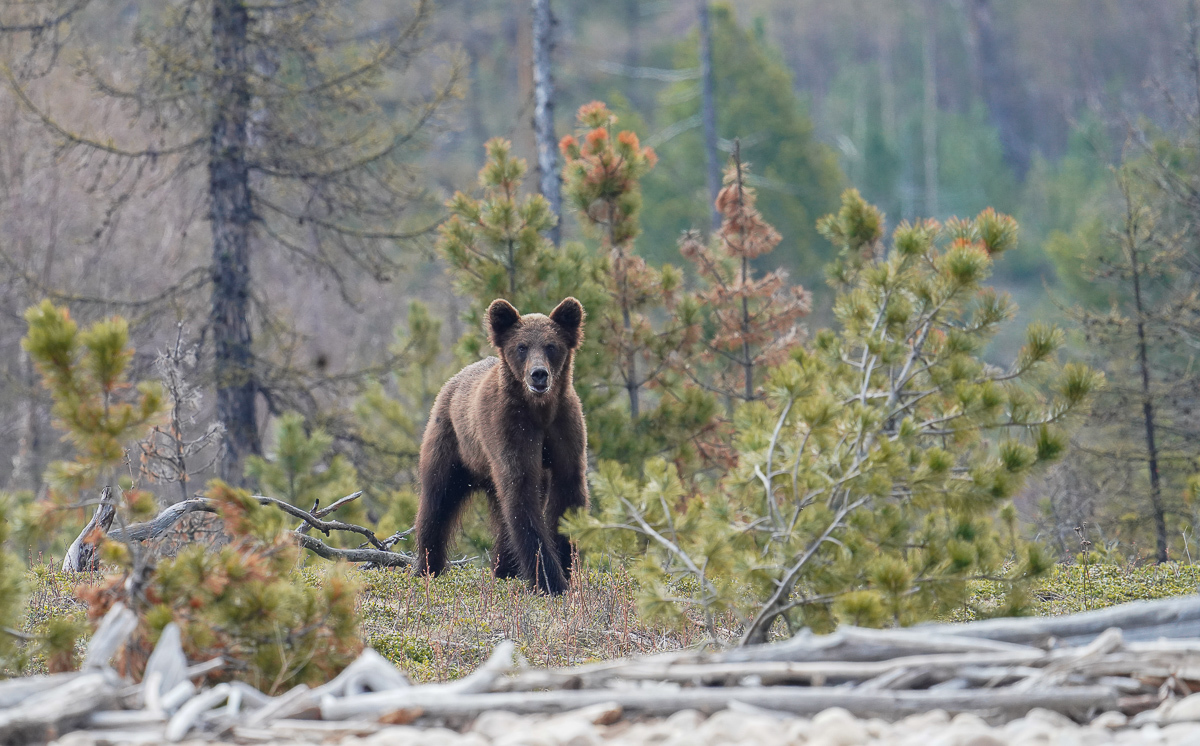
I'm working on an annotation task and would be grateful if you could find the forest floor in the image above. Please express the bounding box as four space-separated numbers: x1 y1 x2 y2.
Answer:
18 558 1200 683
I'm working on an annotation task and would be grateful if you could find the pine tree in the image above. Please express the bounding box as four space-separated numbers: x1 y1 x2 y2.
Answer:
22 301 165 494
641 3 843 275
351 300 448 532
245 413 362 544
21 301 165 549
79 481 362 693
560 101 714 469
0 496 27 672
678 145 811 406
568 192 1100 644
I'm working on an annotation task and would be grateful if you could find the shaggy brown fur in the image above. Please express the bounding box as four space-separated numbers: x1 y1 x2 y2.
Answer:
414 297 589 594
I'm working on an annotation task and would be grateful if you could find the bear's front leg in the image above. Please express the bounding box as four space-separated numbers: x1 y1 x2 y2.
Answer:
492 460 569 594
545 402 590 580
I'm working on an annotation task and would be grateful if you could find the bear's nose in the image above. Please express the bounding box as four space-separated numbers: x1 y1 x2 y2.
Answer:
530 367 549 389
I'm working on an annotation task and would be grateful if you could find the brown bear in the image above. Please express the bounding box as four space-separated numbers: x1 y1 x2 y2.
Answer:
413 297 588 594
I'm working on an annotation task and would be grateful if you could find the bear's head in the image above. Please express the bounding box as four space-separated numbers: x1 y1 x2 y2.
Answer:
487 297 584 397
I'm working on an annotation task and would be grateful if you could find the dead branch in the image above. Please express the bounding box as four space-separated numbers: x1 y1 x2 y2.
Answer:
65 488 416 570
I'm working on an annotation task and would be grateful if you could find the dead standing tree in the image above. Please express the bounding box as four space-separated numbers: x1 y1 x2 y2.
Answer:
530 0 562 247
3 0 461 485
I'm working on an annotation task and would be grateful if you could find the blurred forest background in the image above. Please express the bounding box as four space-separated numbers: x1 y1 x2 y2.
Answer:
1 0 1198 565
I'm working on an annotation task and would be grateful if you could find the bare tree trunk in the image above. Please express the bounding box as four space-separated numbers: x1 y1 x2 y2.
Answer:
531 0 561 246
467 47 489 171
1129 231 1168 563
965 0 1031 178
10 348 41 491
210 0 260 486
698 1 721 232
921 0 939 217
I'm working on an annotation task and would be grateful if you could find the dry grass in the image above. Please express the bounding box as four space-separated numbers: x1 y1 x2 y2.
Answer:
17 558 1200 682
348 562 730 682
17 560 719 682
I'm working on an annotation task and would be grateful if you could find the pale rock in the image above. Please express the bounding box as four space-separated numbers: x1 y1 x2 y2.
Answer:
359 725 434 746
493 731 557 746
1001 716 1055 744
734 720 783 746
951 713 990 731
1162 693 1200 724
664 709 705 731
1090 712 1128 729
472 711 525 740
1025 707 1079 729
924 723 1005 746
455 735 491 746
1163 722 1200 746
1129 709 1161 728
1059 731 1116 746
557 702 622 726
864 718 890 737
809 707 868 746
699 710 761 743
532 716 600 746
1120 723 1162 744
898 709 951 733
784 717 813 744
619 721 675 745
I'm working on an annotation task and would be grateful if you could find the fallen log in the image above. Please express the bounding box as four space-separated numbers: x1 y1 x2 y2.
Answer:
0 671 121 742
319 682 1119 722
919 594 1200 647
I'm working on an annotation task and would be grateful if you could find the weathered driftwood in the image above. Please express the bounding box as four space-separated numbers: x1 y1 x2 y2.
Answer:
0 671 80 709
320 683 1119 722
72 488 419 570
166 682 230 742
498 648 1050 692
62 487 116 572
82 602 138 671
16 594 1200 743
141 623 187 699
920 594 1200 646
312 648 410 698
0 671 121 741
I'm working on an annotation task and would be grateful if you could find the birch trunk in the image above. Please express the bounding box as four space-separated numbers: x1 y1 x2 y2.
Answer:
531 0 561 246
698 1 721 232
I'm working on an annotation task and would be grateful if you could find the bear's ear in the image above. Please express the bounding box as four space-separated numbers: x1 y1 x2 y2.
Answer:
487 299 522 349
550 297 585 349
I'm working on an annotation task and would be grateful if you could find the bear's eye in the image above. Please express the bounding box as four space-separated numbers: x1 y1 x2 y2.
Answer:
545 344 558 357
516 343 528 355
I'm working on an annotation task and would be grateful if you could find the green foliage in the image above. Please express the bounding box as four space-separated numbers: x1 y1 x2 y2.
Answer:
437 116 713 473
641 3 843 277
568 193 1100 645
80 481 362 694
22 301 164 494
245 412 362 546
352 301 447 536
560 101 717 471
246 412 357 509
0 496 28 673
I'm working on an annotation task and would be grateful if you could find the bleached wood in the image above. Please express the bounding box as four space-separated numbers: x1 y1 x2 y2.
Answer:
62 487 116 572
0 672 119 741
0 672 80 708
82 603 138 670
165 683 230 741
321 682 1117 722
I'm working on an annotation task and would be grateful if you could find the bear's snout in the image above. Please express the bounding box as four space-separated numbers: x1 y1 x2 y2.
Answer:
528 366 550 394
